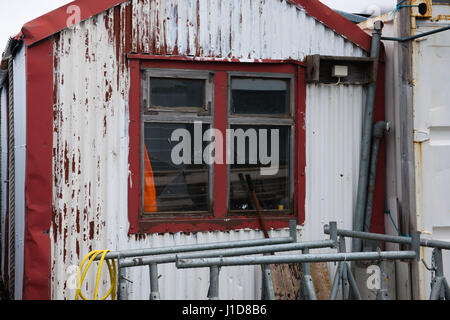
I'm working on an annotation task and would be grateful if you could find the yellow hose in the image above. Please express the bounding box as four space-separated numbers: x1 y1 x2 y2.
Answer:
75 250 117 300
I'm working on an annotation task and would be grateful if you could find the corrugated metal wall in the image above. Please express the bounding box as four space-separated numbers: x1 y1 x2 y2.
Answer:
12 45 26 301
51 0 366 300
305 84 364 241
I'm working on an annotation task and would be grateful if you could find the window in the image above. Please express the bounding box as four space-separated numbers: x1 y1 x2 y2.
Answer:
141 69 214 215
128 57 305 234
228 74 295 214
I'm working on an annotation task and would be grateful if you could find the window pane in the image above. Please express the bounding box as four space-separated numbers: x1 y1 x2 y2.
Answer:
229 125 291 212
231 78 289 115
150 78 205 109
144 123 210 213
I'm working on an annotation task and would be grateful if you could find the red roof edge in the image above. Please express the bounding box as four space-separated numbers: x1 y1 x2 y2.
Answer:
21 0 373 53
21 0 125 46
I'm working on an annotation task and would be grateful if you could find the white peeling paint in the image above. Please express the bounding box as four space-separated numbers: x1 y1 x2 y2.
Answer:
51 0 367 300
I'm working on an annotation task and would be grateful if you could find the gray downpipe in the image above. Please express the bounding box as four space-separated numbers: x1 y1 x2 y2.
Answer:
364 121 389 235
352 21 384 254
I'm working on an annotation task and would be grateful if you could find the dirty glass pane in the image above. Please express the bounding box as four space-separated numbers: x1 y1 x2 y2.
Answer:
150 78 205 109
231 78 289 115
144 123 210 213
228 125 291 212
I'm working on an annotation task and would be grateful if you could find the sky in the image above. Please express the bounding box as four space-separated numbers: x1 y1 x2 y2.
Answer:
0 0 397 54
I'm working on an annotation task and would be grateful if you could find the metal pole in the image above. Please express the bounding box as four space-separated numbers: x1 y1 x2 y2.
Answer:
346 265 362 300
339 239 350 300
431 248 446 300
329 221 338 249
97 236 295 261
324 226 450 250
149 263 160 300
300 248 317 300
376 259 390 300
364 121 388 236
120 240 335 268
430 277 444 301
303 275 317 301
329 262 342 300
118 267 127 301
353 20 384 256
177 251 417 268
207 266 220 300
261 263 275 301
289 219 298 243
381 25 450 42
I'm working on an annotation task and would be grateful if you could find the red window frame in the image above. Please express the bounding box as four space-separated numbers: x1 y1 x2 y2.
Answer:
128 55 306 234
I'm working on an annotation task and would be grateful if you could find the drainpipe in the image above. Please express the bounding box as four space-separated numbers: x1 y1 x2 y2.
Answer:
352 20 384 255
363 121 390 236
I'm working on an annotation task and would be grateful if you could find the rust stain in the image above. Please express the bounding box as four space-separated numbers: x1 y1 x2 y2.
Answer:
76 208 81 233
64 141 70 185
52 207 58 243
63 226 68 263
76 240 80 258
104 115 107 136
89 221 95 240
430 15 450 22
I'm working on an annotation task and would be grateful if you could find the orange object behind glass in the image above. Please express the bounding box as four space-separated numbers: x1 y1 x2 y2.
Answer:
144 145 158 212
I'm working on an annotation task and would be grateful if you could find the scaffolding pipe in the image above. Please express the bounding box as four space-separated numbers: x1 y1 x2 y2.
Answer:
149 264 160 300
99 236 295 261
353 20 384 255
207 266 220 300
118 239 336 268
176 251 417 269
324 225 450 250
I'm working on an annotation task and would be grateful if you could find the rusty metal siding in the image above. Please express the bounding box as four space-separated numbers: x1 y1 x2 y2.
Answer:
51 0 366 300
130 0 366 59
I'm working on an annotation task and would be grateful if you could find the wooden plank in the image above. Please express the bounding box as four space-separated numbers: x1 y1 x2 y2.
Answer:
310 263 332 300
271 263 303 300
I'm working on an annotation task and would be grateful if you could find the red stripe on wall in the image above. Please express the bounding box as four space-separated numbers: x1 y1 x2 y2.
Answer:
21 0 126 46
213 72 228 219
296 66 306 225
23 39 54 300
128 59 141 234
370 60 386 235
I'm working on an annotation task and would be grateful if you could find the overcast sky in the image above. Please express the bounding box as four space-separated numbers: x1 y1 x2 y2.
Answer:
0 0 397 54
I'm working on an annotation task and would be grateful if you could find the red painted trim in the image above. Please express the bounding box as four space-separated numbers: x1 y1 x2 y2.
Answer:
370 61 386 235
23 39 53 300
139 217 294 234
20 0 371 53
213 72 228 219
288 0 372 53
21 0 125 46
127 54 308 67
128 59 141 235
128 58 305 234
296 66 307 226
